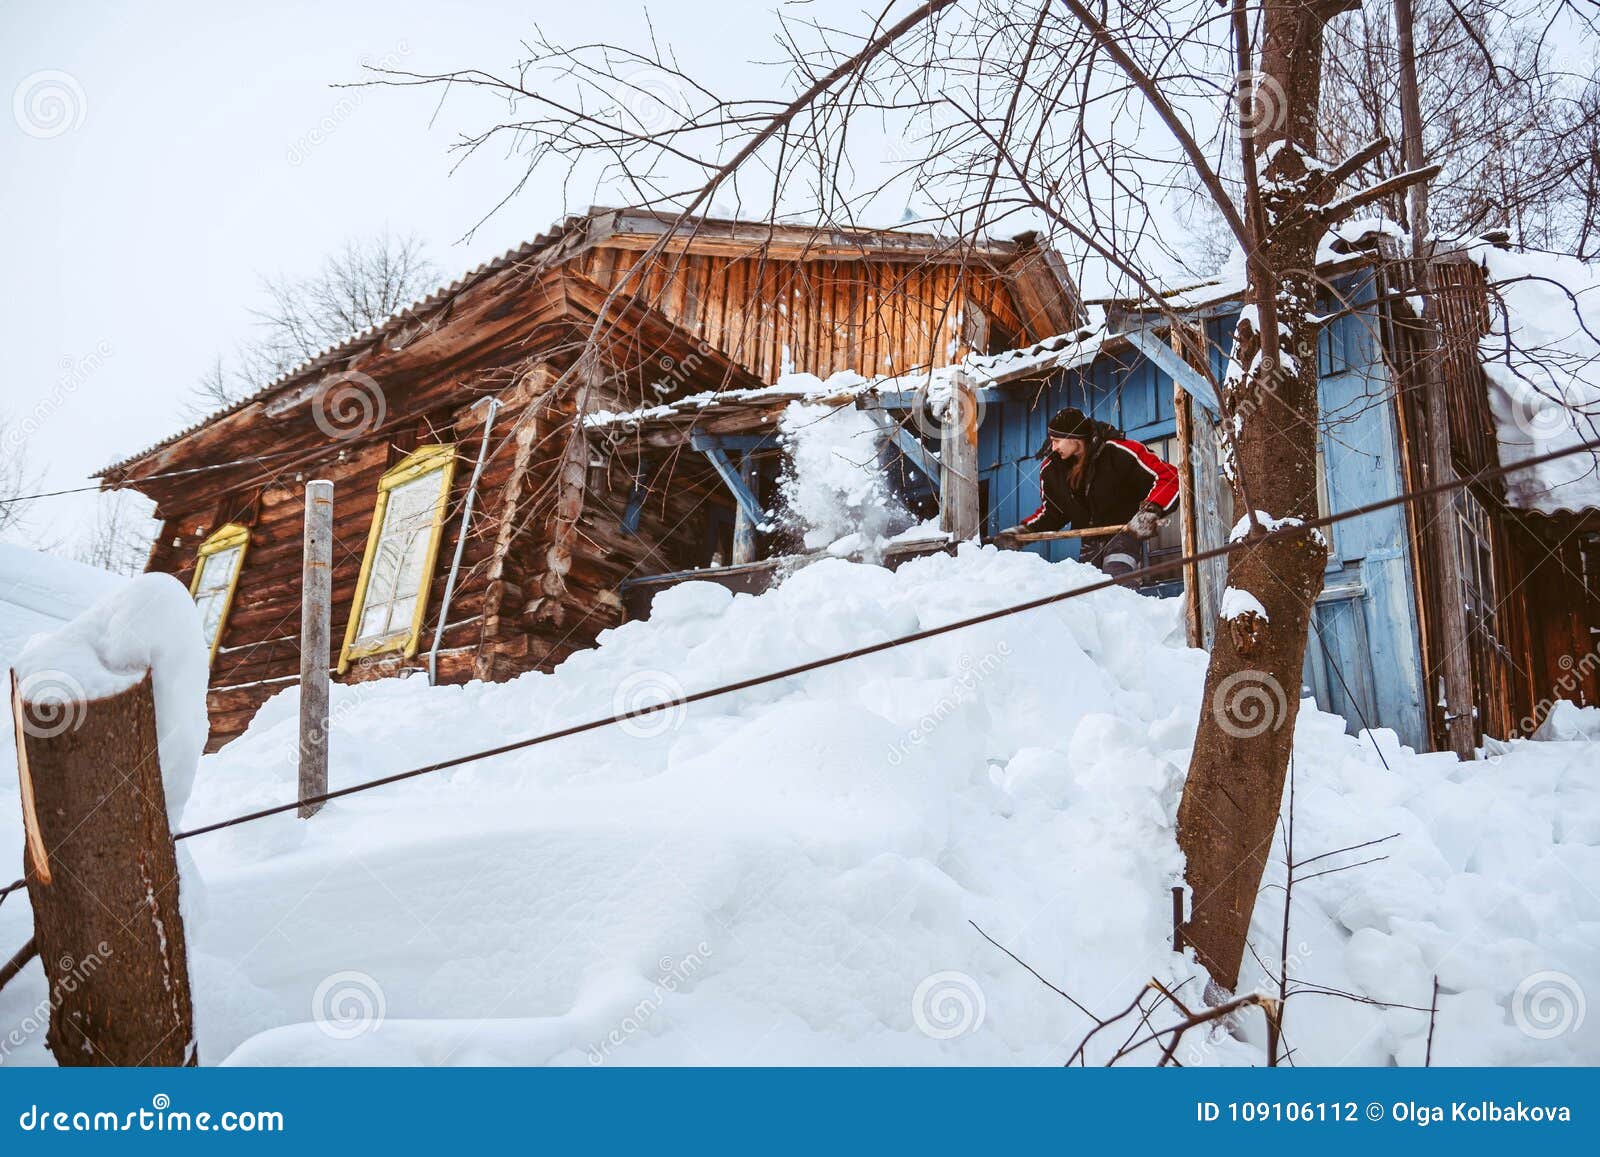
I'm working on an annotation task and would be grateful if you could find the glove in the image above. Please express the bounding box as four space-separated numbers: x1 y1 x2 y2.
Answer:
1127 503 1164 540
992 527 1024 549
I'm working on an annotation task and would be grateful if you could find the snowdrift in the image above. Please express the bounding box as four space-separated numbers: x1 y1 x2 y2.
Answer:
2 546 1596 1066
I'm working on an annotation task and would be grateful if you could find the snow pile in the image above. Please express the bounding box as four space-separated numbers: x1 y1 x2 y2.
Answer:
3 543 1592 1067
0 546 129 867
1534 701 1600 743
11 573 210 822
0 543 127 664
779 401 911 556
1475 245 1600 514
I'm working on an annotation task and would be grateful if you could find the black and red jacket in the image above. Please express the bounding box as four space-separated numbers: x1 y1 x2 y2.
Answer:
1020 421 1180 533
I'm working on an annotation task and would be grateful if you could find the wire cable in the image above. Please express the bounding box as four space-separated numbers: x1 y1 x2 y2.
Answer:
2 433 1597 899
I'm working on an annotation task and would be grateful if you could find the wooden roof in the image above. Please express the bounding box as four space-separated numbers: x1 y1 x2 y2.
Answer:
105 267 760 513
101 208 1081 483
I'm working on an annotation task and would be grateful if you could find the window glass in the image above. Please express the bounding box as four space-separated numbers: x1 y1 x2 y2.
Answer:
190 529 248 658
351 468 449 646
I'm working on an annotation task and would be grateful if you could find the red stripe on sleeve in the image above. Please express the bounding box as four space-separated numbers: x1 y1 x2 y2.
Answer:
1019 460 1049 527
1109 439 1180 512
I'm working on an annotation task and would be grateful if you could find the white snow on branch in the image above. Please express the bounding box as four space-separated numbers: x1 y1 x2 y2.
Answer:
1220 586 1269 623
1228 510 1327 547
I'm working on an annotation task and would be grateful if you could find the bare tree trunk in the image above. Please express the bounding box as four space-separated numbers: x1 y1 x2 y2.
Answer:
1176 0 1351 993
18 671 197 1065
1396 0 1477 760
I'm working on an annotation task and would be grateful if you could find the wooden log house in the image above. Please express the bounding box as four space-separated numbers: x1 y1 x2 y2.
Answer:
598 239 1598 752
100 209 1083 748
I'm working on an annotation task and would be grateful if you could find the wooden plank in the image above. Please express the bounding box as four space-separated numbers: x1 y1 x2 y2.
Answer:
1175 387 1203 648
1122 327 1221 414
940 373 981 540
700 446 765 524
1007 524 1126 543
10 672 51 883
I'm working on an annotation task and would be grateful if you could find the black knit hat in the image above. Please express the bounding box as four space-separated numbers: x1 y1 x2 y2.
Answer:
1046 407 1095 439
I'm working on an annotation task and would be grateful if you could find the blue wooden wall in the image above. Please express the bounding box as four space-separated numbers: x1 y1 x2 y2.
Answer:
978 351 1177 565
973 272 1428 750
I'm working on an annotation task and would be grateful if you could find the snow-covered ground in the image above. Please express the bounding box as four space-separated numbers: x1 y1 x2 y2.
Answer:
4 541 1593 1067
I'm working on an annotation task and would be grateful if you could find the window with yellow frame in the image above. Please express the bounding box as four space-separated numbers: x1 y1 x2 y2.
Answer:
339 443 457 671
190 522 250 663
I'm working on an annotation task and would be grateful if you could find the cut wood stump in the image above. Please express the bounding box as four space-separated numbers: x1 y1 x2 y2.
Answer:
15 669 197 1066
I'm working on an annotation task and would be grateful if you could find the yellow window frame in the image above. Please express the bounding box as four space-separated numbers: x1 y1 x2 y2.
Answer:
338 443 457 672
189 522 251 665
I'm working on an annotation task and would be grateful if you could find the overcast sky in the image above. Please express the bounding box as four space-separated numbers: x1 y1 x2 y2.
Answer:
2 0 842 548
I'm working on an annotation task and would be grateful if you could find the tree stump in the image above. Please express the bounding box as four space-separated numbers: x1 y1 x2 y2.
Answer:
16 669 197 1066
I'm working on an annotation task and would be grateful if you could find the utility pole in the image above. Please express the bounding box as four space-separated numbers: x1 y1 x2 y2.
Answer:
300 479 333 815
1396 0 1477 759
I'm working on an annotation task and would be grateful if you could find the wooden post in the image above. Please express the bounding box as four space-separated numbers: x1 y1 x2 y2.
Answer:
732 451 758 564
1396 0 1476 760
300 479 333 816
940 373 981 540
1175 387 1203 649
16 670 197 1065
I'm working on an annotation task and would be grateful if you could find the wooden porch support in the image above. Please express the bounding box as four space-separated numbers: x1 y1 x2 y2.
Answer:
940 373 981 541
732 452 758 565
863 407 942 486
692 438 767 527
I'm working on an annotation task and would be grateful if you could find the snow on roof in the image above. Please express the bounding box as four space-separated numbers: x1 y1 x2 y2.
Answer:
1473 244 1600 515
583 329 1106 432
100 209 1042 479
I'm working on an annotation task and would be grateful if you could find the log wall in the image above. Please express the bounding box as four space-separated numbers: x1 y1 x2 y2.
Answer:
122 233 1064 748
